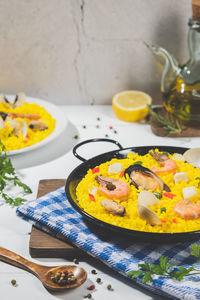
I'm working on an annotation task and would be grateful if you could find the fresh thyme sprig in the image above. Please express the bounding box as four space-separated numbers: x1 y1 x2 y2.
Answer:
0 141 32 206
148 104 183 136
127 243 200 283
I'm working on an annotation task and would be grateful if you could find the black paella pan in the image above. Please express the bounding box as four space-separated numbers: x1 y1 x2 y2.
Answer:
65 138 200 241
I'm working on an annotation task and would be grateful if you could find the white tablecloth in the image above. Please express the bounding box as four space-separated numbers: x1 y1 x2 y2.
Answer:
1 105 199 300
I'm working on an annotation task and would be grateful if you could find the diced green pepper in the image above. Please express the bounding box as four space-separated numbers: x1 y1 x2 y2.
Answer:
154 192 162 199
133 161 142 165
160 207 166 214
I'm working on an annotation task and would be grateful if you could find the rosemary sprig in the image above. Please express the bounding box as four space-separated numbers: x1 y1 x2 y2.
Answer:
148 105 183 136
127 243 200 283
0 141 32 206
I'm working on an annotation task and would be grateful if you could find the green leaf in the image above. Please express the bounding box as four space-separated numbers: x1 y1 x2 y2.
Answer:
2 193 26 206
142 271 153 283
138 262 151 272
190 244 200 259
166 262 174 271
14 179 32 193
0 140 32 206
127 270 144 279
160 256 168 272
149 264 164 275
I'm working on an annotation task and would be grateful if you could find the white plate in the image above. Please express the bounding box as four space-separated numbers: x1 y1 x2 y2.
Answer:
4 95 67 155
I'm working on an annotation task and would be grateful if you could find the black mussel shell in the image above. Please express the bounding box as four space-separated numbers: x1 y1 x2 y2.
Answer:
124 164 152 178
124 164 170 192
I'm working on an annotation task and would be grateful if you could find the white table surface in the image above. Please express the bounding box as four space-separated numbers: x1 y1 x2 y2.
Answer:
1 105 199 300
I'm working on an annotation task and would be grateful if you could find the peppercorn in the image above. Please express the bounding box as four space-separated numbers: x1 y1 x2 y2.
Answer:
97 117 101 121
87 284 95 290
73 135 79 139
11 279 17 286
91 269 97 274
96 278 101 283
73 258 79 264
107 284 113 291
105 134 108 137
84 294 92 299
83 125 87 129
96 125 100 128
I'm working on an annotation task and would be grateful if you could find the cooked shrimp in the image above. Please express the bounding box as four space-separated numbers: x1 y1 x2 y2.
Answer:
151 159 177 173
9 113 40 120
174 199 200 220
95 175 129 199
150 150 169 162
1 112 40 120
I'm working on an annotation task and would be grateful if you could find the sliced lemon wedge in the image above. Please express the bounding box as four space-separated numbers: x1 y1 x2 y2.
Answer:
112 90 152 122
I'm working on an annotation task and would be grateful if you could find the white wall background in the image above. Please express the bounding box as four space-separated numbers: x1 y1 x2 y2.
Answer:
0 0 191 105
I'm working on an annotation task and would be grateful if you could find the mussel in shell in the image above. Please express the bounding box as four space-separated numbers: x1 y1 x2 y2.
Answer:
101 199 125 216
138 190 161 225
124 164 170 192
183 148 200 168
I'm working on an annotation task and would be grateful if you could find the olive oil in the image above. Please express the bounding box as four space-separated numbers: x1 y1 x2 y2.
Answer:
162 77 200 126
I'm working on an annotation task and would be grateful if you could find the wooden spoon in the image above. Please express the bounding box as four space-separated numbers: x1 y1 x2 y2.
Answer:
0 246 87 291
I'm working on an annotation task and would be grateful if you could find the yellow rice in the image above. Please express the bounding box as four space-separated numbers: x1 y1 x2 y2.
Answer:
76 150 200 233
0 102 55 151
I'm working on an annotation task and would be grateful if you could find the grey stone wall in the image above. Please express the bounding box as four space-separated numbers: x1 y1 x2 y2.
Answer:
0 0 191 104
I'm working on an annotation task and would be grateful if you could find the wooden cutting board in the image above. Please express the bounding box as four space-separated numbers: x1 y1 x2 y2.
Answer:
29 179 87 259
150 106 200 137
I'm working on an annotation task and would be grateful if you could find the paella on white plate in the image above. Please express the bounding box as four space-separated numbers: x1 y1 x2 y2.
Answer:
0 93 67 155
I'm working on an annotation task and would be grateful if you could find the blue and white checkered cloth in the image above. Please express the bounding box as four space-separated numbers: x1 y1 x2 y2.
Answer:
16 186 200 300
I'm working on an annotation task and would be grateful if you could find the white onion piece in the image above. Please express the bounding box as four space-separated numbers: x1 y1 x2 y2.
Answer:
108 163 123 174
182 186 198 199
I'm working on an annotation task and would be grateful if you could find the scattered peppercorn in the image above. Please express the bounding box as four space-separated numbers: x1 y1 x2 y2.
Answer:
96 125 99 128
105 134 109 137
97 117 101 121
73 258 79 264
83 125 87 129
107 284 113 291
96 278 101 283
84 294 92 299
87 284 95 290
73 135 79 139
11 279 17 286
114 130 118 134
91 269 97 274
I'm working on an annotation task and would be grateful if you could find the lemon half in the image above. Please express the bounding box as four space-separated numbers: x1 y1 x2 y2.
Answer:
112 90 152 122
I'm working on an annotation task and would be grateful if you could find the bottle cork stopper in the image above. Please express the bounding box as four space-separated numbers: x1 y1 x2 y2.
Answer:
192 0 200 21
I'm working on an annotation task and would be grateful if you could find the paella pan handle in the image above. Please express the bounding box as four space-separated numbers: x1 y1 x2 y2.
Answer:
73 138 123 162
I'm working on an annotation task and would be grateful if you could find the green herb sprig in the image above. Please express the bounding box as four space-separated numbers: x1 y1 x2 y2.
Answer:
0 142 32 206
148 105 183 136
127 243 200 283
